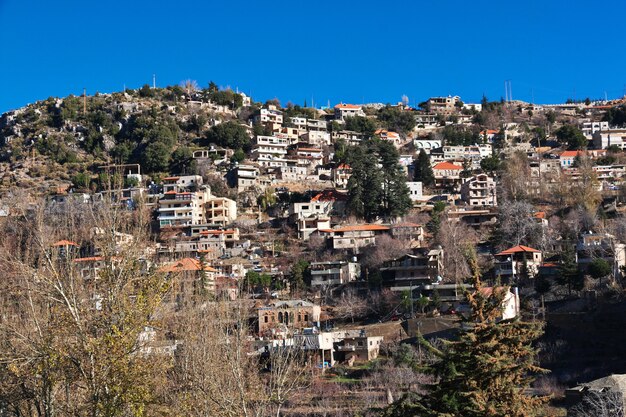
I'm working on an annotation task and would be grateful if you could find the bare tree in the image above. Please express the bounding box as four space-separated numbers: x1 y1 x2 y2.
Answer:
333 288 368 323
570 390 624 417
436 217 478 282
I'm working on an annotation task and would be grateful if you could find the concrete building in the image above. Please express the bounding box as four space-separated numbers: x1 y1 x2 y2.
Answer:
158 176 211 228
593 128 626 149
406 181 423 202
432 161 463 190
460 174 497 207
380 249 444 292
427 96 460 115
494 245 542 281
334 103 365 121
309 261 361 287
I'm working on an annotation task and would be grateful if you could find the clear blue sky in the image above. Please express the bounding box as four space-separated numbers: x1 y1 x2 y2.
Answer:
2 0 626 113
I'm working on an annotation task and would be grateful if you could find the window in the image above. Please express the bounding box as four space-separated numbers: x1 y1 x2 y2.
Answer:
264 316 268 323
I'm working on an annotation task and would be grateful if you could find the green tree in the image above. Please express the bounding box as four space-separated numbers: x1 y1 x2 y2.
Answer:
556 124 587 150
231 148 246 163
480 155 501 174
377 140 412 219
556 247 584 295
385 261 547 417
142 140 172 172
588 258 611 280
206 121 251 151
377 105 416 134
413 149 435 187
344 115 377 136
138 84 154 98
427 201 446 235
290 260 309 293
170 147 197 174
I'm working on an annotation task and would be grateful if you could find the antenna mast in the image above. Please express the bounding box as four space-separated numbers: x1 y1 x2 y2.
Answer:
152 74 156 89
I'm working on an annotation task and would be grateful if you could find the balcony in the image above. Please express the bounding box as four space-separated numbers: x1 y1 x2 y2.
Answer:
337 344 357 352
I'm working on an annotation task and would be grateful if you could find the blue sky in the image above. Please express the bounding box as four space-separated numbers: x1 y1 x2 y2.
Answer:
1 0 626 113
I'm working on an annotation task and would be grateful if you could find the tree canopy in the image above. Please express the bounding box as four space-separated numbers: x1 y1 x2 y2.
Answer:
205 121 251 151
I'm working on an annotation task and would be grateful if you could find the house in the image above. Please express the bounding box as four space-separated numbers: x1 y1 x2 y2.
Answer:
432 161 463 190
427 96 460 115
258 300 321 334
334 103 365 121
406 181 423 203
447 208 498 229
318 224 391 253
414 113 439 129
205 196 237 226
289 199 334 239
333 330 383 365
560 149 607 167
390 223 424 245
229 164 259 191
307 119 328 132
460 174 497 207
494 245 543 281
375 129 402 146
332 163 352 188
566 374 626 415
300 130 331 146
251 135 288 165
593 128 626 149
576 232 626 278
254 106 283 125
159 257 218 305
380 249 444 292
479 129 500 143
476 287 520 320
309 261 361 287
158 186 211 228
413 138 442 154
581 120 609 138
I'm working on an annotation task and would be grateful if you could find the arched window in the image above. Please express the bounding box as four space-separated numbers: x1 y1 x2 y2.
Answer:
278 312 283 323
264 315 268 323
284 312 289 325
304 314 309 322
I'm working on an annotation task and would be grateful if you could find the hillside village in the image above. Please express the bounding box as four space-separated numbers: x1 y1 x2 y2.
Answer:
3 83 626 415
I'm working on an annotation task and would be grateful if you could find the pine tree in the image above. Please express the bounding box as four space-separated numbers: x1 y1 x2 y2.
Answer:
556 247 583 295
414 149 435 187
385 257 547 417
377 140 412 219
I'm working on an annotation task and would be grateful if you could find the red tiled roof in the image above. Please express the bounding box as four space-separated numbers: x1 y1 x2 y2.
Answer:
560 151 581 158
433 161 463 170
311 189 347 202
496 245 540 256
159 257 217 273
334 103 361 109
199 230 237 235
533 212 546 219
320 224 390 233
163 176 181 181
52 239 79 247
74 256 104 262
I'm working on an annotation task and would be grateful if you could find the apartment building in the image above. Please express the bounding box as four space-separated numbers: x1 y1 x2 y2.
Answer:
158 176 210 228
334 103 365 121
309 261 361 287
460 174 497 207
427 96 460 115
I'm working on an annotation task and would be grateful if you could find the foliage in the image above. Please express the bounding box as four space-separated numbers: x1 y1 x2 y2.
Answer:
170 146 198 175
377 106 416 134
603 105 626 127
344 115 377 136
385 261 547 417
556 124 587 150
480 155 501 174
205 121 251 151
556 247 584 295
290 259 310 292
413 149 434 187
346 140 411 221
588 258 611 280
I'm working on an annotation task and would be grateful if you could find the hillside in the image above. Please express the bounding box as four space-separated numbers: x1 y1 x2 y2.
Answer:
0 85 263 193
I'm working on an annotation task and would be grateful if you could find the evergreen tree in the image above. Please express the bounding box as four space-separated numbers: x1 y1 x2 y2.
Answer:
346 141 410 221
377 140 412 219
413 149 435 187
556 247 584 295
385 258 547 417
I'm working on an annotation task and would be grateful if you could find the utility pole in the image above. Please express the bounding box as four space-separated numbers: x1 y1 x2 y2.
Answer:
152 74 156 89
